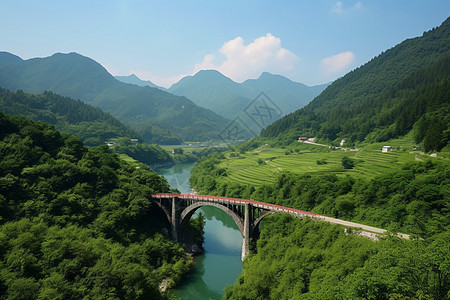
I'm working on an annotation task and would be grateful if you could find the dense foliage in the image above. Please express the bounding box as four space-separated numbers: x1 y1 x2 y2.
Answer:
0 88 137 146
261 18 450 151
224 216 449 299
112 139 173 167
0 113 193 299
191 153 449 238
189 145 450 298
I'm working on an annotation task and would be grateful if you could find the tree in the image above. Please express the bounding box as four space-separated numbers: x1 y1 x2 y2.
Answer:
341 156 354 169
173 148 184 155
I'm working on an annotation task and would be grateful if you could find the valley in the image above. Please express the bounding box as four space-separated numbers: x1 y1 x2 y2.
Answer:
0 7 449 300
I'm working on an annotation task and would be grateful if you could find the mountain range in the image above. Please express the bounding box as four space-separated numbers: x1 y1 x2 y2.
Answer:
115 70 328 136
0 88 141 146
115 74 165 90
167 70 328 121
261 17 450 152
0 52 230 143
115 71 327 121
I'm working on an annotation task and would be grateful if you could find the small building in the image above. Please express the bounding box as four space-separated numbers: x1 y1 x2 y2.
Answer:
298 137 308 142
382 146 393 153
130 138 139 144
106 142 114 147
413 146 422 151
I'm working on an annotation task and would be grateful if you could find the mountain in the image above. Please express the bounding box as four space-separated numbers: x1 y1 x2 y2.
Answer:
168 70 328 135
115 74 165 90
0 87 156 146
0 51 22 65
241 72 329 114
0 52 230 143
169 70 328 118
169 70 245 119
261 17 450 152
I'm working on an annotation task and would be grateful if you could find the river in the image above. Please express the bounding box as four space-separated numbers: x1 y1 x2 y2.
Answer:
156 162 242 299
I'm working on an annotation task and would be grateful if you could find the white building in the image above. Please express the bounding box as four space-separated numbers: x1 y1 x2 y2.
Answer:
382 146 393 153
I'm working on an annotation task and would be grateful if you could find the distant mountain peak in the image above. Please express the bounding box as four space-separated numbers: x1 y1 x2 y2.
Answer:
114 74 163 90
169 68 327 123
0 51 23 65
193 69 235 81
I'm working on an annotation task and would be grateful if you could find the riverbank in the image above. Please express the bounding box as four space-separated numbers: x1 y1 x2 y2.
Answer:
156 163 243 300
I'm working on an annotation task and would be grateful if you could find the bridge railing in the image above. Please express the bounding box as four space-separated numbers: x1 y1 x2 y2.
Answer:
151 193 410 239
152 193 320 218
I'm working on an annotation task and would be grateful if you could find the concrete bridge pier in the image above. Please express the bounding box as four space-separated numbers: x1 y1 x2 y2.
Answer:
241 203 251 261
170 196 179 242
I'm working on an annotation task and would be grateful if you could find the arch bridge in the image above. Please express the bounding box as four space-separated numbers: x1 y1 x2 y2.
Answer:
151 193 409 260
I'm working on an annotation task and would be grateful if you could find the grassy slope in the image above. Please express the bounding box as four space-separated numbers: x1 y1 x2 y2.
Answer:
220 135 446 187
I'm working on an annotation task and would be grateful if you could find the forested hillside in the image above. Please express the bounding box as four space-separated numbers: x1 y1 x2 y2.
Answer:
0 88 144 146
0 52 229 143
261 17 450 151
190 152 449 238
190 148 449 298
224 216 449 299
0 113 193 298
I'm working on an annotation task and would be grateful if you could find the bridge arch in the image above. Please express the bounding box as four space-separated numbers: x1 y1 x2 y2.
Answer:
252 211 276 232
151 201 171 224
151 193 410 260
180 202 245 236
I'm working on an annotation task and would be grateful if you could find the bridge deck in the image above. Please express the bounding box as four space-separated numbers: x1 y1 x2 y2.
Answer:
152 193 410 239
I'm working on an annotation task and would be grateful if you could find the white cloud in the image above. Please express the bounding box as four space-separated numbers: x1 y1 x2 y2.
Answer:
320 51 355 75
193 54 216 74
331 1 362 14
128 34 299 87
194 33 299 82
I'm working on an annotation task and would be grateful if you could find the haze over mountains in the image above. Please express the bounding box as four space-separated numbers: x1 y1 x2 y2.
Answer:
0 51 326 144
115 74 165 90
169 70 328 120
116 70 328 120
0 52 230 143
116 70 328 137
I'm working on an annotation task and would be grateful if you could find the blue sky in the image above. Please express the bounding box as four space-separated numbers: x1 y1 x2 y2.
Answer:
2 0 449 87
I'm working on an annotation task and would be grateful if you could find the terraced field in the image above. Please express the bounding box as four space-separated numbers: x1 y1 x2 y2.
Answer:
219 136 440 186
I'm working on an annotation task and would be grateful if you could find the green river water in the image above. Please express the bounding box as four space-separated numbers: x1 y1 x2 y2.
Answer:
157 162 242 299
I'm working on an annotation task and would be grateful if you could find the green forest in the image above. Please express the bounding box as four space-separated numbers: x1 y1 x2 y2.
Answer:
224 216 449 299
0 88 209 168
190 152 449 238
0 113 195 299
0 88 138 146
189 150 449 299
261 18 450 151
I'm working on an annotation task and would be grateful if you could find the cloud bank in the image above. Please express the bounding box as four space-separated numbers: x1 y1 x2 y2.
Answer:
193 33 299 82
131 35 354 88
320 51 355 75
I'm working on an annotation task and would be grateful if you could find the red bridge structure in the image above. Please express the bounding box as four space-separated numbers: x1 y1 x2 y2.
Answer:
151 193 409 260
